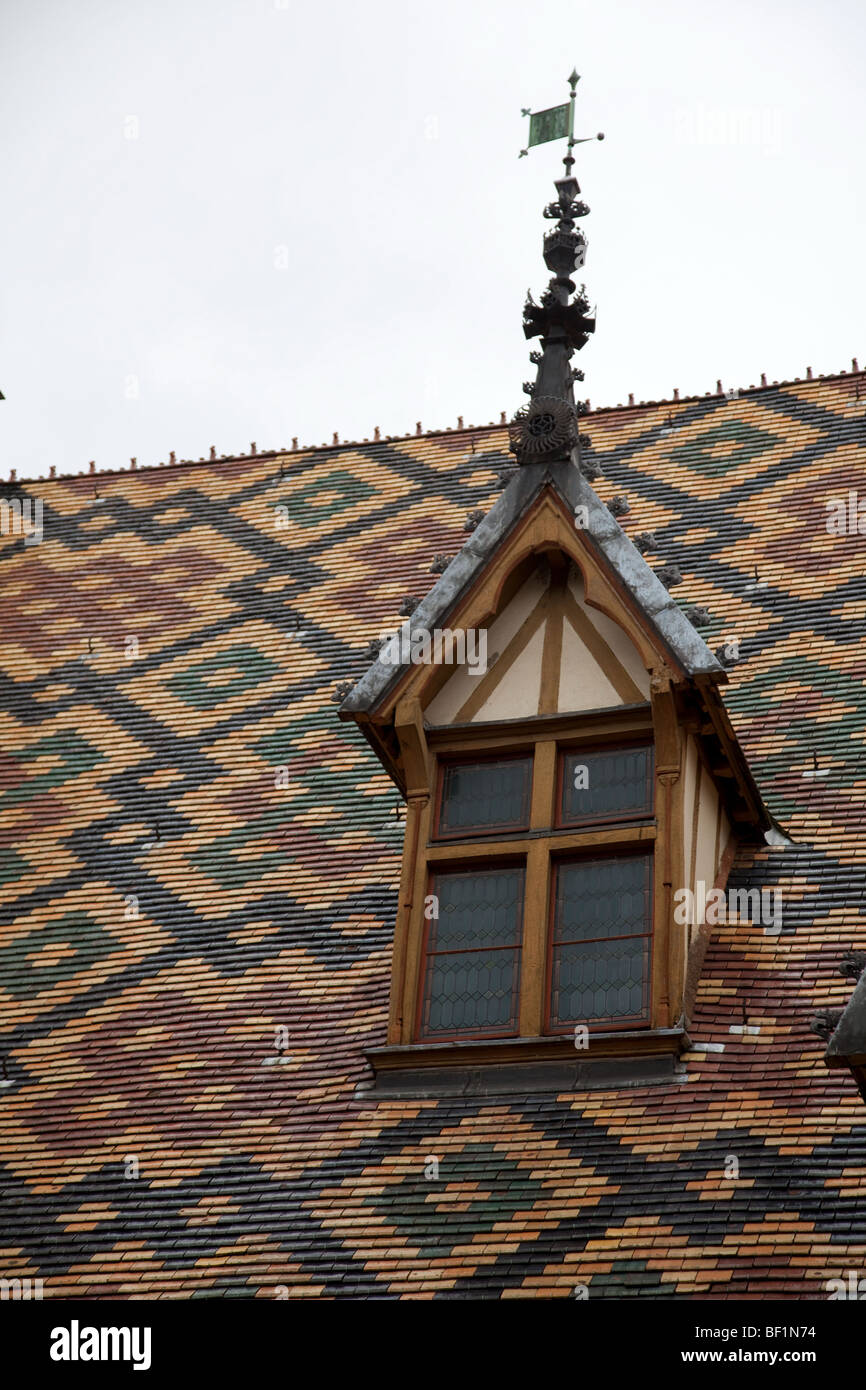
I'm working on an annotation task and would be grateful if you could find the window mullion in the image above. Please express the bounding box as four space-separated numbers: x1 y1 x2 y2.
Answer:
518 838 550 1037
516 740 557 1037
530 739 557 830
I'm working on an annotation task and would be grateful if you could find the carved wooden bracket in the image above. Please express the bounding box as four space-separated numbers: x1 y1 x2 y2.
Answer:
394 696 431 798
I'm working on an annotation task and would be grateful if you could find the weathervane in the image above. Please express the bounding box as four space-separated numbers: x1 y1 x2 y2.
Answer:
509 70 603 466
519 69 604 172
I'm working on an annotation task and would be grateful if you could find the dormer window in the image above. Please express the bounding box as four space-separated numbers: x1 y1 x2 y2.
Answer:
341 484 770 1095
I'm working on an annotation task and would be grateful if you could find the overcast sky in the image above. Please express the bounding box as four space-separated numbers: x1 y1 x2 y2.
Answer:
3 0 865 481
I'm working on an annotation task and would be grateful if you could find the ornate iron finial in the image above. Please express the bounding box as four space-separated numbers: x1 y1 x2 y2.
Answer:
510 72 603 465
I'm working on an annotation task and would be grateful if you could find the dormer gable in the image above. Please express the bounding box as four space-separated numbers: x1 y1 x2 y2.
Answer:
423 547 650 727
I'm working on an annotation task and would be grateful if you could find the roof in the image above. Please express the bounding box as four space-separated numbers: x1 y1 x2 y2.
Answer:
2 371 865 1298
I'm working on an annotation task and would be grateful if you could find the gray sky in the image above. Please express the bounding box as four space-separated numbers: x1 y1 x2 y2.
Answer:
3 0 865 481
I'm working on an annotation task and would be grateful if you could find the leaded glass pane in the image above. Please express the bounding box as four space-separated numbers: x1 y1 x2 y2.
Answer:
560 745 653 824
549 855 652 1027
438 758 531 836
553 857 650 943
550 936 650 1024
422 949 520 1035
420 867 523 1038
431 869 523 951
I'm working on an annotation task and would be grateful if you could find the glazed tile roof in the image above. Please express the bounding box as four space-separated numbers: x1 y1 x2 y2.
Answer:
1 371 865 1299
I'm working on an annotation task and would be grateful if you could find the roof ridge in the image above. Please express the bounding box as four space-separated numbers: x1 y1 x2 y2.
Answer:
8 362 863 484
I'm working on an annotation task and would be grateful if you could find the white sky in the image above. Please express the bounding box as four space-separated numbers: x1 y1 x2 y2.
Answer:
3 0 865 480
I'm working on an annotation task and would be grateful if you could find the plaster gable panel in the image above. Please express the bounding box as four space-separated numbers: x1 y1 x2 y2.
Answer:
558 615 623 712
471 622 546 721
568 568 651 698
423 568 548 726
695 767 722 908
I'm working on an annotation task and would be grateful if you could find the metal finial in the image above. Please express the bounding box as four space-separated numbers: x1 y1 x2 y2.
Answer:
510 71 600 466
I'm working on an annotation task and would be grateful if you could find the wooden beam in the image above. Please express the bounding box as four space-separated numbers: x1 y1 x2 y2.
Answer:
387 791 425 1045
530 740 557 831
650 666 681 774
395 696 431 796
401 797 434 1043
426 823 656 862
651 773 672 1029
518 840 550 1037
427 705 652 751
695 675 769 829
538 576 565 715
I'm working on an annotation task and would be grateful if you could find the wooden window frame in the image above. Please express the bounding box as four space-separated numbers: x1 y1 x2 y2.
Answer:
415 861 526 1043
405 711 663 1047
556 737 655 830
432 751 533 842
544 847 654 1035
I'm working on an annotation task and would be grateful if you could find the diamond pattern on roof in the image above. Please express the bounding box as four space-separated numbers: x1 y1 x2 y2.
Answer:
1 375 866 1297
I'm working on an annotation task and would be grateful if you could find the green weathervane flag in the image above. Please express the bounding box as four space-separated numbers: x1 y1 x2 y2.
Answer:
526 101 572 150
519 69 604 161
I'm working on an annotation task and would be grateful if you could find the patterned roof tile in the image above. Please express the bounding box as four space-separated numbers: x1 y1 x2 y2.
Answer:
1 373 865 1298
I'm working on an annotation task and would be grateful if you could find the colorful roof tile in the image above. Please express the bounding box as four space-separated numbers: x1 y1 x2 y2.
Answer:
1 371 865 1298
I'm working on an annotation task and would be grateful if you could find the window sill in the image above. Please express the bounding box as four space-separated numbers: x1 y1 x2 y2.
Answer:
361 1028 688 1099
